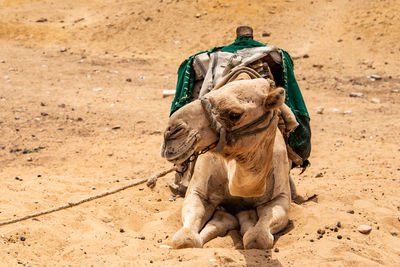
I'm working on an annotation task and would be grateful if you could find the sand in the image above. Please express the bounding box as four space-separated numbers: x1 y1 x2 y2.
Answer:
0 0 399 266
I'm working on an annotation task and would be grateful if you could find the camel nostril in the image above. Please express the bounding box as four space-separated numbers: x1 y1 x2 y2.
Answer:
167 125 186 139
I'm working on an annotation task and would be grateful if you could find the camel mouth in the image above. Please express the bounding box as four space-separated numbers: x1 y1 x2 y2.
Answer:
161 134 199 164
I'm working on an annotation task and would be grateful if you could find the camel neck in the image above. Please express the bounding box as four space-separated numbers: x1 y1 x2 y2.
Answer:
224 125 277 197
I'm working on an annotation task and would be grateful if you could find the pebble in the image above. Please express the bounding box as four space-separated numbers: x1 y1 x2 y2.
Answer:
358 225 372 234
119 228 125 233
337 221 341 228
274 248 279 252
343 110 352 115
347 209 355 214
332 108 340 113
138 235 145 240
337 235 342 239
349 92 364 98
391 89 399 93
366 75 382 81
195 13 201 18
26 156 33 162
20 236 26 241
317 229 325 235
315 172 324 178
370 98 380 104
92 87 103 92
316 107 324 114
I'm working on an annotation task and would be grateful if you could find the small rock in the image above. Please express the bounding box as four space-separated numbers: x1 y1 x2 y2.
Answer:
343 110 352 115
26 156 33 162
195 13 201 18
337 221 341 228
366 74 382 81
358 224 372 234
332 108 340 113
119 228 125 233
60 48 67 53
274 247 279 252
315 172 324 178
262 32 271 37
391 89 399 93
347 209 355 214
337 235 342 239
316 107 324 114
391 232 398 237
126 78 132 82
370 98 380 104
312 64 324 69
317 229 325 235
92 87 102 92
310 239 314 242
20 236 26 241
36 18 48 23
349 92 364 98
334 227 338 232
303 54 309 58
138 235 145 240
208 258 216 262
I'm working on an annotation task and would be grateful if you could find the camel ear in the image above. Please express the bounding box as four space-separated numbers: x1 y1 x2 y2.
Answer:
264 87 285 110
233 73 251 81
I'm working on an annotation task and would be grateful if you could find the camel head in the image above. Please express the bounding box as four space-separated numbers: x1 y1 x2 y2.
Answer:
161 75 286 166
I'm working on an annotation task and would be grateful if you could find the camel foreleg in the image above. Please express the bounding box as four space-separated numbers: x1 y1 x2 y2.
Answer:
199 209 239 246
243 193 290 249
172 192 216 248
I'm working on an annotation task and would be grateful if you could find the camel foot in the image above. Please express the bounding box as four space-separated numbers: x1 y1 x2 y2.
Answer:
172 228 202 249
168 183 187 197
243 226 274 249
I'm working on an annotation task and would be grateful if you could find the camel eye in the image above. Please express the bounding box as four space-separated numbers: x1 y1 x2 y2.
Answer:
228 112 242 121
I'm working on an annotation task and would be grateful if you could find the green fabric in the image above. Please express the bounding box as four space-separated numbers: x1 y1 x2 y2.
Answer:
169 38 311 163
170 38 266 114
170 47 221 114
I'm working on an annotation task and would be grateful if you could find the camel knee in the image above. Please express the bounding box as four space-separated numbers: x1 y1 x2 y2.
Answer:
172 227 202 249
243 225 274 249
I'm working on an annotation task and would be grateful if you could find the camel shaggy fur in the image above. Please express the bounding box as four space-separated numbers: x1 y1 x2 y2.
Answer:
161 76 292 249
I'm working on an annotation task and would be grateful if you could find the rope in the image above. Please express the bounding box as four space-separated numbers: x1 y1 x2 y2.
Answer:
0 166 177 227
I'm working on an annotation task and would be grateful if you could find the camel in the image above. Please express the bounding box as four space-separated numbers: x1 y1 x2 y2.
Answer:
161 74 293 249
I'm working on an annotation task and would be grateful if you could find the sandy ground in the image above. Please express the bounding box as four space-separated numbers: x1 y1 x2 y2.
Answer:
0 0 399 266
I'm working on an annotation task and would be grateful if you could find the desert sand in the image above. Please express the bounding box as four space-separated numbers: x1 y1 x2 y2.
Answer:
0 0 399 266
